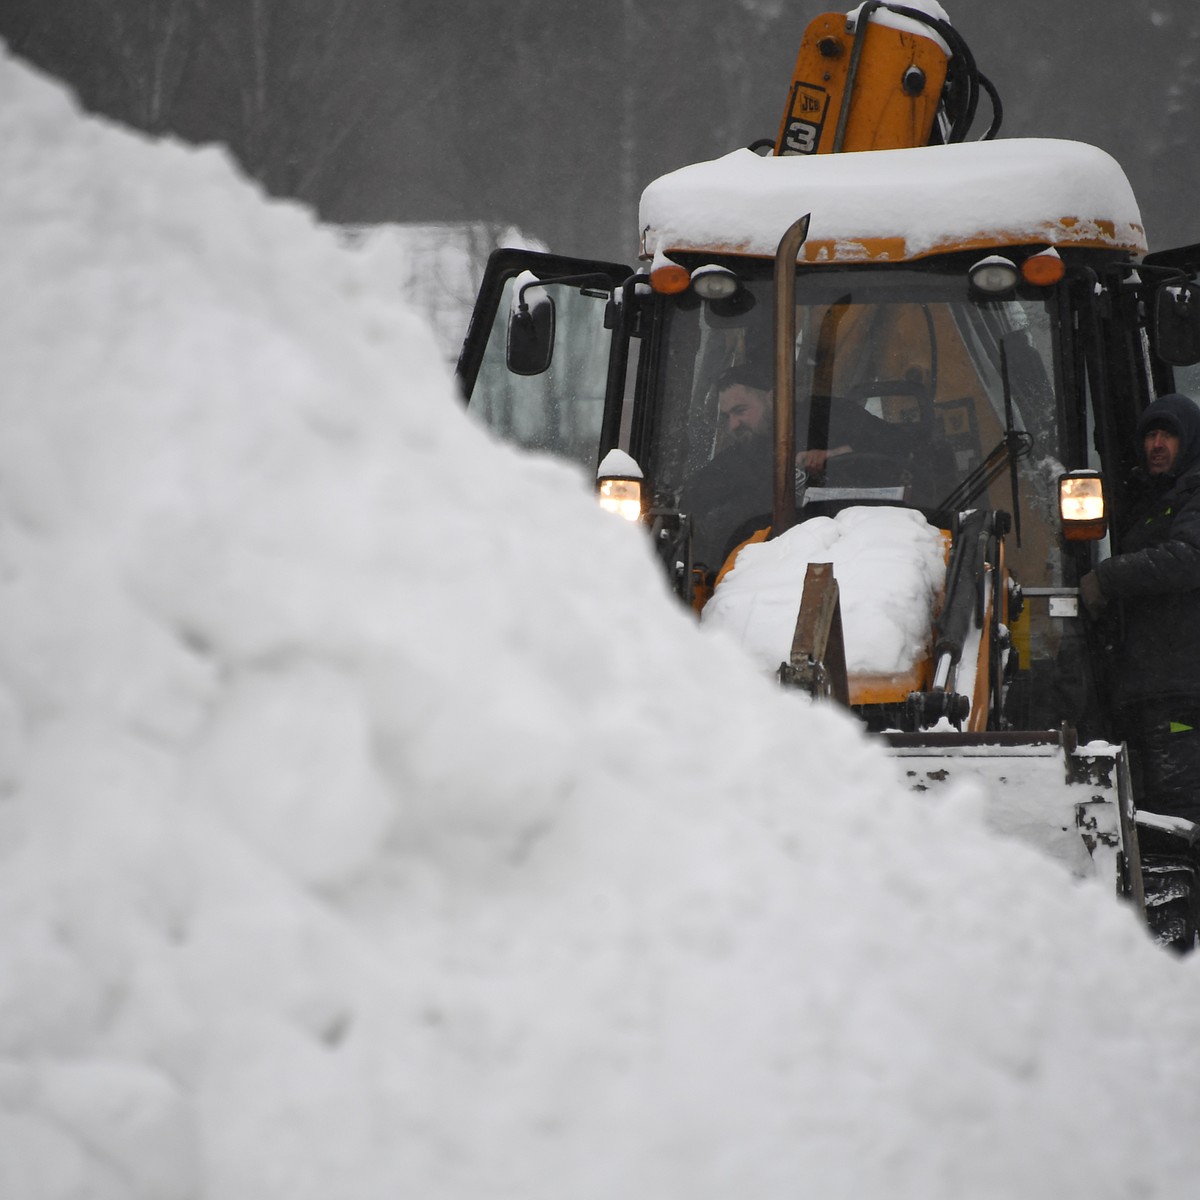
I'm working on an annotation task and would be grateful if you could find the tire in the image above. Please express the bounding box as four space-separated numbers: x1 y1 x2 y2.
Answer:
1141 854 1199 954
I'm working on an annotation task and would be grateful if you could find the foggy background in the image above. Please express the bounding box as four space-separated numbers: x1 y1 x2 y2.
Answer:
3 1 1198 270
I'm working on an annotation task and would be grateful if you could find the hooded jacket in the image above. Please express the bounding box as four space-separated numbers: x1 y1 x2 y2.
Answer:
1094 393 1200 705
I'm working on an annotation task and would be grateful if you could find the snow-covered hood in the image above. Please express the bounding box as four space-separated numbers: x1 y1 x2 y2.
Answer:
702 506 948 688
640 138 1146 263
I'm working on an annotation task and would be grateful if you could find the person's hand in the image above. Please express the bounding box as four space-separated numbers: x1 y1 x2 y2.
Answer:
795 445 852 472
1079 570 1107 616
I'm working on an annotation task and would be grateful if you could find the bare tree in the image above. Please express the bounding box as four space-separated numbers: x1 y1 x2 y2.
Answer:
120 0 196 132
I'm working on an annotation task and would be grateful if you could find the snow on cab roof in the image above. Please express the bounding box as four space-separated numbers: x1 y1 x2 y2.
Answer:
640 138 1147 263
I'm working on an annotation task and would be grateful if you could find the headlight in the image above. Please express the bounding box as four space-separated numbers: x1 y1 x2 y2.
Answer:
969 254 1019 295
598 477 643 521
691 264 741 301
1059 472 1106 540
597 449 645 522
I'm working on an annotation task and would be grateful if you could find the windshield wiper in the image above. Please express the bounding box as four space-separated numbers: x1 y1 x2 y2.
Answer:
933 334 1033 541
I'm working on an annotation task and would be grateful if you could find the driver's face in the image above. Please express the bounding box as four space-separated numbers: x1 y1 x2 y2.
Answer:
1145 426 1181 475
718 384 771 442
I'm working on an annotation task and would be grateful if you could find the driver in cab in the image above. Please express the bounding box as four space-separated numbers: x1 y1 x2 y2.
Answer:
716 367 850 473
680 363 858 570
681 361 923 570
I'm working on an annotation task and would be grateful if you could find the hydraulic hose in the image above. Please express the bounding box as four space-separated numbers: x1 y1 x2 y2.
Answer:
871 2 1003 142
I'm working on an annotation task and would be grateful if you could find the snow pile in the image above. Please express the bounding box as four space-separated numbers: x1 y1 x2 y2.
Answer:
702 506 946 677
2 48 1199 1200
641 139 1147 261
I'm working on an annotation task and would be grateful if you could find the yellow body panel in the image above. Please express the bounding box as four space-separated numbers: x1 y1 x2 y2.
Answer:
849 664 932 707
967 586 994 733
775 11 949 156
658 222 1144 265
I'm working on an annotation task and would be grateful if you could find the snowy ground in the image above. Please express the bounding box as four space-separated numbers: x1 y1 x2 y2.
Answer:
1 49 1199 1200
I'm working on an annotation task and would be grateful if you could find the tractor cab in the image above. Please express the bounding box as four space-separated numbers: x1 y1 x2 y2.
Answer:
457 135 1200 738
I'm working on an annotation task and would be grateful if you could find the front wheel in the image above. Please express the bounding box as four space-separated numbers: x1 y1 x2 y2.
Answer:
1142 855 1199 953
1137 823 1200 954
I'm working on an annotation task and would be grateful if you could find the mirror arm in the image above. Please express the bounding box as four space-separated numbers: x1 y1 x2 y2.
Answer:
516 272 619 310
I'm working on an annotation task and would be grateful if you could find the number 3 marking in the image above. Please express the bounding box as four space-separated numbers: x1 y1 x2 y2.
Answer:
786 121 818 154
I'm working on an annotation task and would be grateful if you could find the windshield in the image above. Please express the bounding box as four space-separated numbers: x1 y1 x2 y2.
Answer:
648 265 1065 588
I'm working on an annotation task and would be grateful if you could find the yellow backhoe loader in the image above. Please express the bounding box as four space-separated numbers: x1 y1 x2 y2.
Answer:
456 2 1200 951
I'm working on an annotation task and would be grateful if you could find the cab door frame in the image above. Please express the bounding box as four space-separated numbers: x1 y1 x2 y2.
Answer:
455 247 633 471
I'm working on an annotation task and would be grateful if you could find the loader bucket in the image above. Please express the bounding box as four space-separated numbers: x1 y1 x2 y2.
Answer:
884 731 1141 903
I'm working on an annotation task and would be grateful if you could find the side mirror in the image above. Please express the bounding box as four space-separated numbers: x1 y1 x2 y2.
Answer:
506 273 556 376
1154 281 1200 366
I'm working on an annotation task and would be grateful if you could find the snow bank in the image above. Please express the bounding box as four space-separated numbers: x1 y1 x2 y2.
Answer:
1 48 1198 1200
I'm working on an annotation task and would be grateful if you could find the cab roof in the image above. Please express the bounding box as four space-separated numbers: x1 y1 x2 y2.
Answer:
639 138 1146 264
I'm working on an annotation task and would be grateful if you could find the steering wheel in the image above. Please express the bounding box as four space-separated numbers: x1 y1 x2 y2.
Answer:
819 451 911 489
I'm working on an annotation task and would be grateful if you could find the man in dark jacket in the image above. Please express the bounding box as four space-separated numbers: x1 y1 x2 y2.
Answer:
1081 393 1200 823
